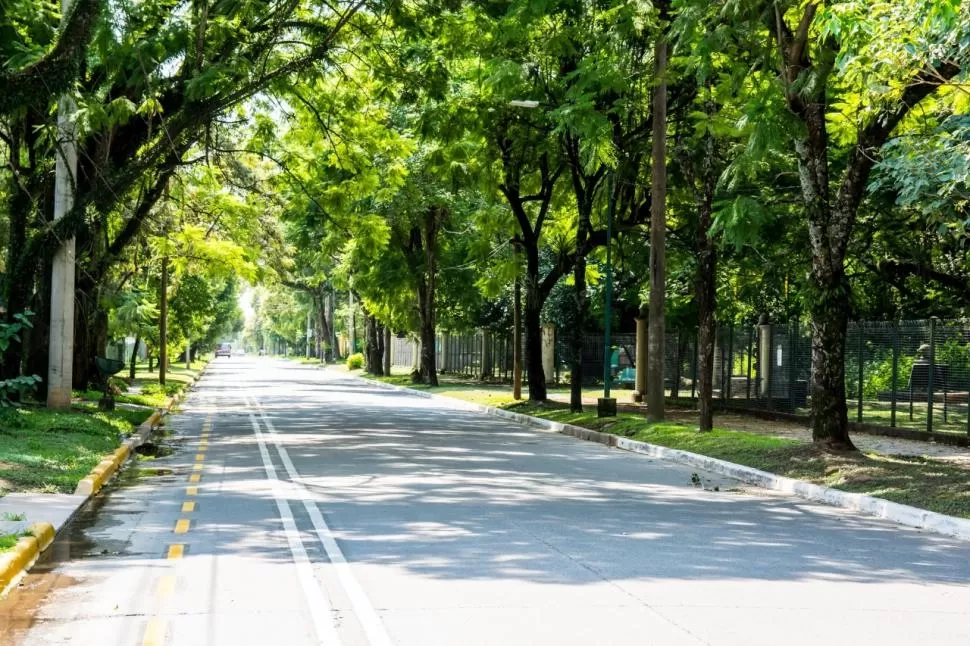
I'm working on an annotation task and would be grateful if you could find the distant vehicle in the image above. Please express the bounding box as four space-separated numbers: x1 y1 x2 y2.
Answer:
215 343 232 358
237 349 247 357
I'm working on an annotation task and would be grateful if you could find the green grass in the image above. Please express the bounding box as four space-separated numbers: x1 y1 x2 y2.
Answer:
510 403 970 519
0 531 29 553
0 406 139 495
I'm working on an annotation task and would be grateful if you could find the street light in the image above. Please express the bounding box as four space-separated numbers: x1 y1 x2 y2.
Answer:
598 171 617 418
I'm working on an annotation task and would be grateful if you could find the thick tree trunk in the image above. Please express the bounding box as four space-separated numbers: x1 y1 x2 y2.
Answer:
647 28 669 422
696 236 717 432
524 244 547 400
809 264 854 449
364 311 383 375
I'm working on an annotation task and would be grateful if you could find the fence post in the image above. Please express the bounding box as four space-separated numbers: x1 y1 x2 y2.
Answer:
790 321 798 413
726 324 734 400
857 323 864 423
766 325 774 412
691 332 698 399
746 327 753 401
720 329 727 401
927 318 936 433
891 322 898 428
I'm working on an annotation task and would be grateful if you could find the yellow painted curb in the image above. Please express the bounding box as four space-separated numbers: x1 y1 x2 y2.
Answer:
74 444 131 497
0 523 54 596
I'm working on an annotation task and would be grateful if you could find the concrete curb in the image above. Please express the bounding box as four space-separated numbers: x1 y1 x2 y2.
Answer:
347 371 970 542
0 522 55 596
0 363 210 598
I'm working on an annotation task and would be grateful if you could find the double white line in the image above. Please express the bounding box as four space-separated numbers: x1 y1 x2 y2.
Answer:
246 395 393 646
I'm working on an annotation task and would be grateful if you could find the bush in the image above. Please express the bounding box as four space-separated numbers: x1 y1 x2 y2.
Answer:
346 353 365 370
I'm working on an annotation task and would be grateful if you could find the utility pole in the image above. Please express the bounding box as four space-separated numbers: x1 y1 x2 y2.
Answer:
159 257 169 386
647 15 669 422
46 0 79 410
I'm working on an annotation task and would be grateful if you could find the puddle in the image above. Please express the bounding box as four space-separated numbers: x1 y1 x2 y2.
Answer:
134 441 174 458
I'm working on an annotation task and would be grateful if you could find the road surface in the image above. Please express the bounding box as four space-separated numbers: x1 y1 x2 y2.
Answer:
2 358 970 645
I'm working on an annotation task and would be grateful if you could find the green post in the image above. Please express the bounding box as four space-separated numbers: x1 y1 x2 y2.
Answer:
602 173 615 397
726 324 734 400
598 171 617 418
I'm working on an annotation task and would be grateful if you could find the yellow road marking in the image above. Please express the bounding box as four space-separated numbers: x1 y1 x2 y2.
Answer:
192 463 203 472
142 618 166 646
181 501 196 513
186 486 198 496
157 575 176 597
189 474 201 483
167 544 184 559
195 453 205 461
174 519 191 534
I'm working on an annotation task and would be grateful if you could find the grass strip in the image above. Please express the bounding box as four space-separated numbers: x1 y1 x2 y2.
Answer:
0 407 139 495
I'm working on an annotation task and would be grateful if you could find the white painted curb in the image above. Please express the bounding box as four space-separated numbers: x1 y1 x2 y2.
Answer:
345 370 970 542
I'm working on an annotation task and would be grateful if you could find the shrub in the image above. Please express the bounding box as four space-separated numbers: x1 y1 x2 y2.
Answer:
346 353 365 370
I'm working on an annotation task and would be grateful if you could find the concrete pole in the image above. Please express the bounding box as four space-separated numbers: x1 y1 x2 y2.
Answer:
633 312 648 403
159 257 168 386
46 0 79 409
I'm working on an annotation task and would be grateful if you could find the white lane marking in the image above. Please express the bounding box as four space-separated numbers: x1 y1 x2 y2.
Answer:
253 397 395 646
246 402 343 646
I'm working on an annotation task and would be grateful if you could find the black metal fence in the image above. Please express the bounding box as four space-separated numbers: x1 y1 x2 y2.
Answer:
389 319 970 435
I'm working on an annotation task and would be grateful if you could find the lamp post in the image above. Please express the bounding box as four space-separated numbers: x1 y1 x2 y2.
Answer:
597 171 617 418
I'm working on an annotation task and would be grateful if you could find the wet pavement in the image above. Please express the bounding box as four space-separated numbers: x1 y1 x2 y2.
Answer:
1 358 970 645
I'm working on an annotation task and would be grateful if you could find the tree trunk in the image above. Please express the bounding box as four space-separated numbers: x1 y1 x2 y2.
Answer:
419 208 440 386
696 238 717 432
383 325 392 376
569 255 587 412
809 258 854 450
325 286 337 361
647 28 669 422
129 336 140 380
148 351 154 373
364 310 383 375
524 243 547 400
72 279 107 390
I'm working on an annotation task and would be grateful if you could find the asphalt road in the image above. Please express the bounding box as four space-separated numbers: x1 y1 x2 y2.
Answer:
3 358 970 645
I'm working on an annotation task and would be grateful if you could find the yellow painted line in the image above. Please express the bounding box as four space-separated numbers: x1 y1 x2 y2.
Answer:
198 442 208 450
186 486 198 496
174 519 191 534
167 544 184 559
157 575 176 597
192 463 203 472
142 619 166 646
189 474 201 483
195 453 206 462
181 501 196 513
